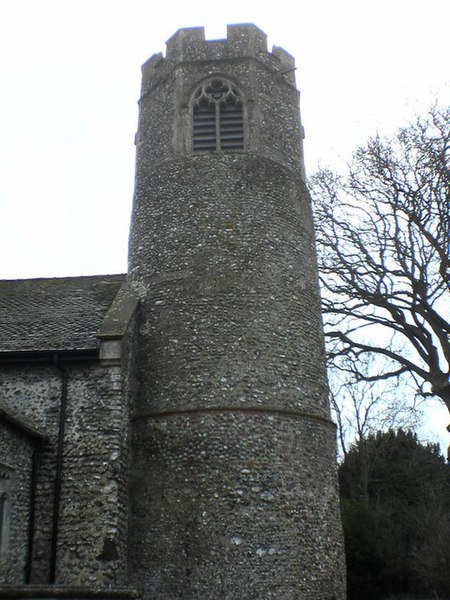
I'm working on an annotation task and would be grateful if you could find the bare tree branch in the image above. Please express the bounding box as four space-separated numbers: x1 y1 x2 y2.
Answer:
328 354 424 458
310 105 450 413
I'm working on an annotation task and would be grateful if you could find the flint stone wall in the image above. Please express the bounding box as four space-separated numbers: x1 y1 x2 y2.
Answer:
126 24 346 600
0 418 37 583
0 362 129 588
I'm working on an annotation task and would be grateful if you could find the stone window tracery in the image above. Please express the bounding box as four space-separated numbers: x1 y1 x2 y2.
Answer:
192 78 244 152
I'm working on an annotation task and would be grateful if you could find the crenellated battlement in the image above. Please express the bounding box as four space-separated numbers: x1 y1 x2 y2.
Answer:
166 24 268 63
141 24 296 88
138 23 303 177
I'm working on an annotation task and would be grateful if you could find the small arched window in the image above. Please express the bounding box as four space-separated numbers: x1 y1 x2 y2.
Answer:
192 78 244 152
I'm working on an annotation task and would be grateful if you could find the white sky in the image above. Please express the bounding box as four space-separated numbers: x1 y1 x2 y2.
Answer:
0 0 449 447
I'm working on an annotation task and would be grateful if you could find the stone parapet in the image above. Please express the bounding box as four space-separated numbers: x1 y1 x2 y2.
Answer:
141 24 296 98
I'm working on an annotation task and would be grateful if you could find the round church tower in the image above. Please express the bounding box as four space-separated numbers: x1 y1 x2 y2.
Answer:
127 24 345 599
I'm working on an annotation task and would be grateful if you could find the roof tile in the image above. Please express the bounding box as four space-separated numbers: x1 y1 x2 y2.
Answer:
0 274 125 353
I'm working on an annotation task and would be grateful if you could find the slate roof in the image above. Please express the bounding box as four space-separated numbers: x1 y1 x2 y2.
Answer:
0 274 126 354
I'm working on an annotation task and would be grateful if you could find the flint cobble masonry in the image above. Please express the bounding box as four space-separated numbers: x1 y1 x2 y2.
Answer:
0 24 346 599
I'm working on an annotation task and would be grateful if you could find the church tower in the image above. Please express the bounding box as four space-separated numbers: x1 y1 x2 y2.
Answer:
127 24 345 599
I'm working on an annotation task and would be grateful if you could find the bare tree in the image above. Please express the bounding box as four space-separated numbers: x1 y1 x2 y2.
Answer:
311 106 450 414
329 354 423 458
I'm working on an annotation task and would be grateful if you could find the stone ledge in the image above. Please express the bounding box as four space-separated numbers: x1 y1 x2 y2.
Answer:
0 586 141 600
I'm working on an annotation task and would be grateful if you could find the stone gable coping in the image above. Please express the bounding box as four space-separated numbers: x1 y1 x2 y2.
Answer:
0 406 47 442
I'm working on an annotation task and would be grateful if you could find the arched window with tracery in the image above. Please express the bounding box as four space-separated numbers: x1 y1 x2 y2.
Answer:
192 78 244 152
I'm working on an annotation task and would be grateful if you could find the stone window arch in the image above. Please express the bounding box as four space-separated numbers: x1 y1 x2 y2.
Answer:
192 78 244 152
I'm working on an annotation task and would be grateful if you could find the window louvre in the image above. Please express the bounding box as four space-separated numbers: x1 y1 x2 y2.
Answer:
193 105 216 152
192 78 244 152
220 102 244 150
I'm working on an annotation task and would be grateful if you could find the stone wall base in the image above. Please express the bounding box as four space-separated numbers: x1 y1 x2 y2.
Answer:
0 586 140 600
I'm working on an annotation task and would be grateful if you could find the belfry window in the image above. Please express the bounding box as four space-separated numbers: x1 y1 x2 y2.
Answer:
192 78 244 152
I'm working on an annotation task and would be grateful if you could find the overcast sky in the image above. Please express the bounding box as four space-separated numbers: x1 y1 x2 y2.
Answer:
1 0 448 445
